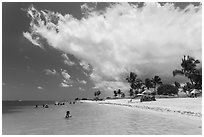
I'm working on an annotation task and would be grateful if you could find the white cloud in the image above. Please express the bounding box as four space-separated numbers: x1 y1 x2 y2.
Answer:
61 53 75 66
79 60 92 71
61 69 71 82
24 3 202 92
23 32 42 47
44 69 59 76
77 78 87 84
59 82 72 88
37 86 43 90
60 69 73 87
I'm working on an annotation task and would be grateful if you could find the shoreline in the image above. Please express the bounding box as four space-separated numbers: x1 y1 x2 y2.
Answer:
80 97 202 118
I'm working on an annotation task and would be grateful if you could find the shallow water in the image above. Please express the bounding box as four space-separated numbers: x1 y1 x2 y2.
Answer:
2 101 202 135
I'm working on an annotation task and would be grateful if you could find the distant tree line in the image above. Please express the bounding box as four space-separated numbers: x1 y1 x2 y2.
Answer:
125 55 202 97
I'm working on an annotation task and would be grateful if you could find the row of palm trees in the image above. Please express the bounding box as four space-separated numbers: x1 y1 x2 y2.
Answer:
113 89 125 98
94 55 201 99
94 90 101 99
125 55 202 97
126 73 163 97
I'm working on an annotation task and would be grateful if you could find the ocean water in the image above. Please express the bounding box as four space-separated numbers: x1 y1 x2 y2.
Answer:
2 101 202 135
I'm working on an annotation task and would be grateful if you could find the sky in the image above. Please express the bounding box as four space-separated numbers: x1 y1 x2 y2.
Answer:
2 2 202 100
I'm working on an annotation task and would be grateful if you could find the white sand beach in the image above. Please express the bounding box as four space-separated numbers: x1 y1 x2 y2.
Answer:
81 97 202 121
81 97 202 131
103 98 201 115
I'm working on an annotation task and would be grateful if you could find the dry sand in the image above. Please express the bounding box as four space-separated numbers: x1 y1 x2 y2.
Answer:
81 97 202 119
102 98 201 117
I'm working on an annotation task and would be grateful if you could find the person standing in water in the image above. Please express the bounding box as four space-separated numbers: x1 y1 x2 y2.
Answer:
65 111 72 118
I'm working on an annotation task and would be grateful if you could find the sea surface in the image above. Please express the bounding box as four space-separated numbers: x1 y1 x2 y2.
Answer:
2 100 202 135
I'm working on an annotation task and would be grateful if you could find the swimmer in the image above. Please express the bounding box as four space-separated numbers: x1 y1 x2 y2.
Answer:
65 111 72 118
44 104 49 108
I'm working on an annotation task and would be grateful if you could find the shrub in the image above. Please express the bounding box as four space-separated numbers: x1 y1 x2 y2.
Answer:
157 84 178 95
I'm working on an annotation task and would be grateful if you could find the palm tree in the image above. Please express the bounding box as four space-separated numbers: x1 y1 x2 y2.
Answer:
94 90 101 100
97 90 101 97
113 90 117 98
126 72 143 96
129 88 134 98
152 75 162 94
145 78 153 90
126 72 138 90
173 55 202 90
117 89 122 98
121 92 125 98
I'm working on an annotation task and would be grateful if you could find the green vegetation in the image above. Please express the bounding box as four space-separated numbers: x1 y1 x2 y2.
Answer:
113 89 126 98
152 75 163 94
126 72 144 97
121 92 125 98
144 78 153 90
113 90 117 98
93 55 201 100
173 55 202 90
124 55 201 100
157 84 178 95
174 81 180 88
129 88 134 98
117 89 122 97
94 90 101 100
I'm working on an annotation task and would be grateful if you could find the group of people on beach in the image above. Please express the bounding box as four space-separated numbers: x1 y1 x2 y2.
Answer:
54 101 75 105
35 104 49 108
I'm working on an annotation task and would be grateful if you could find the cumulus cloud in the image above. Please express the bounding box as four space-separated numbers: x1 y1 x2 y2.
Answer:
44 69 59 76
61 53 75 66
60 69 73 87
23 32 42 47
79 60 92 71
59 82 72 87
77 78 87 84
24 3 202 92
